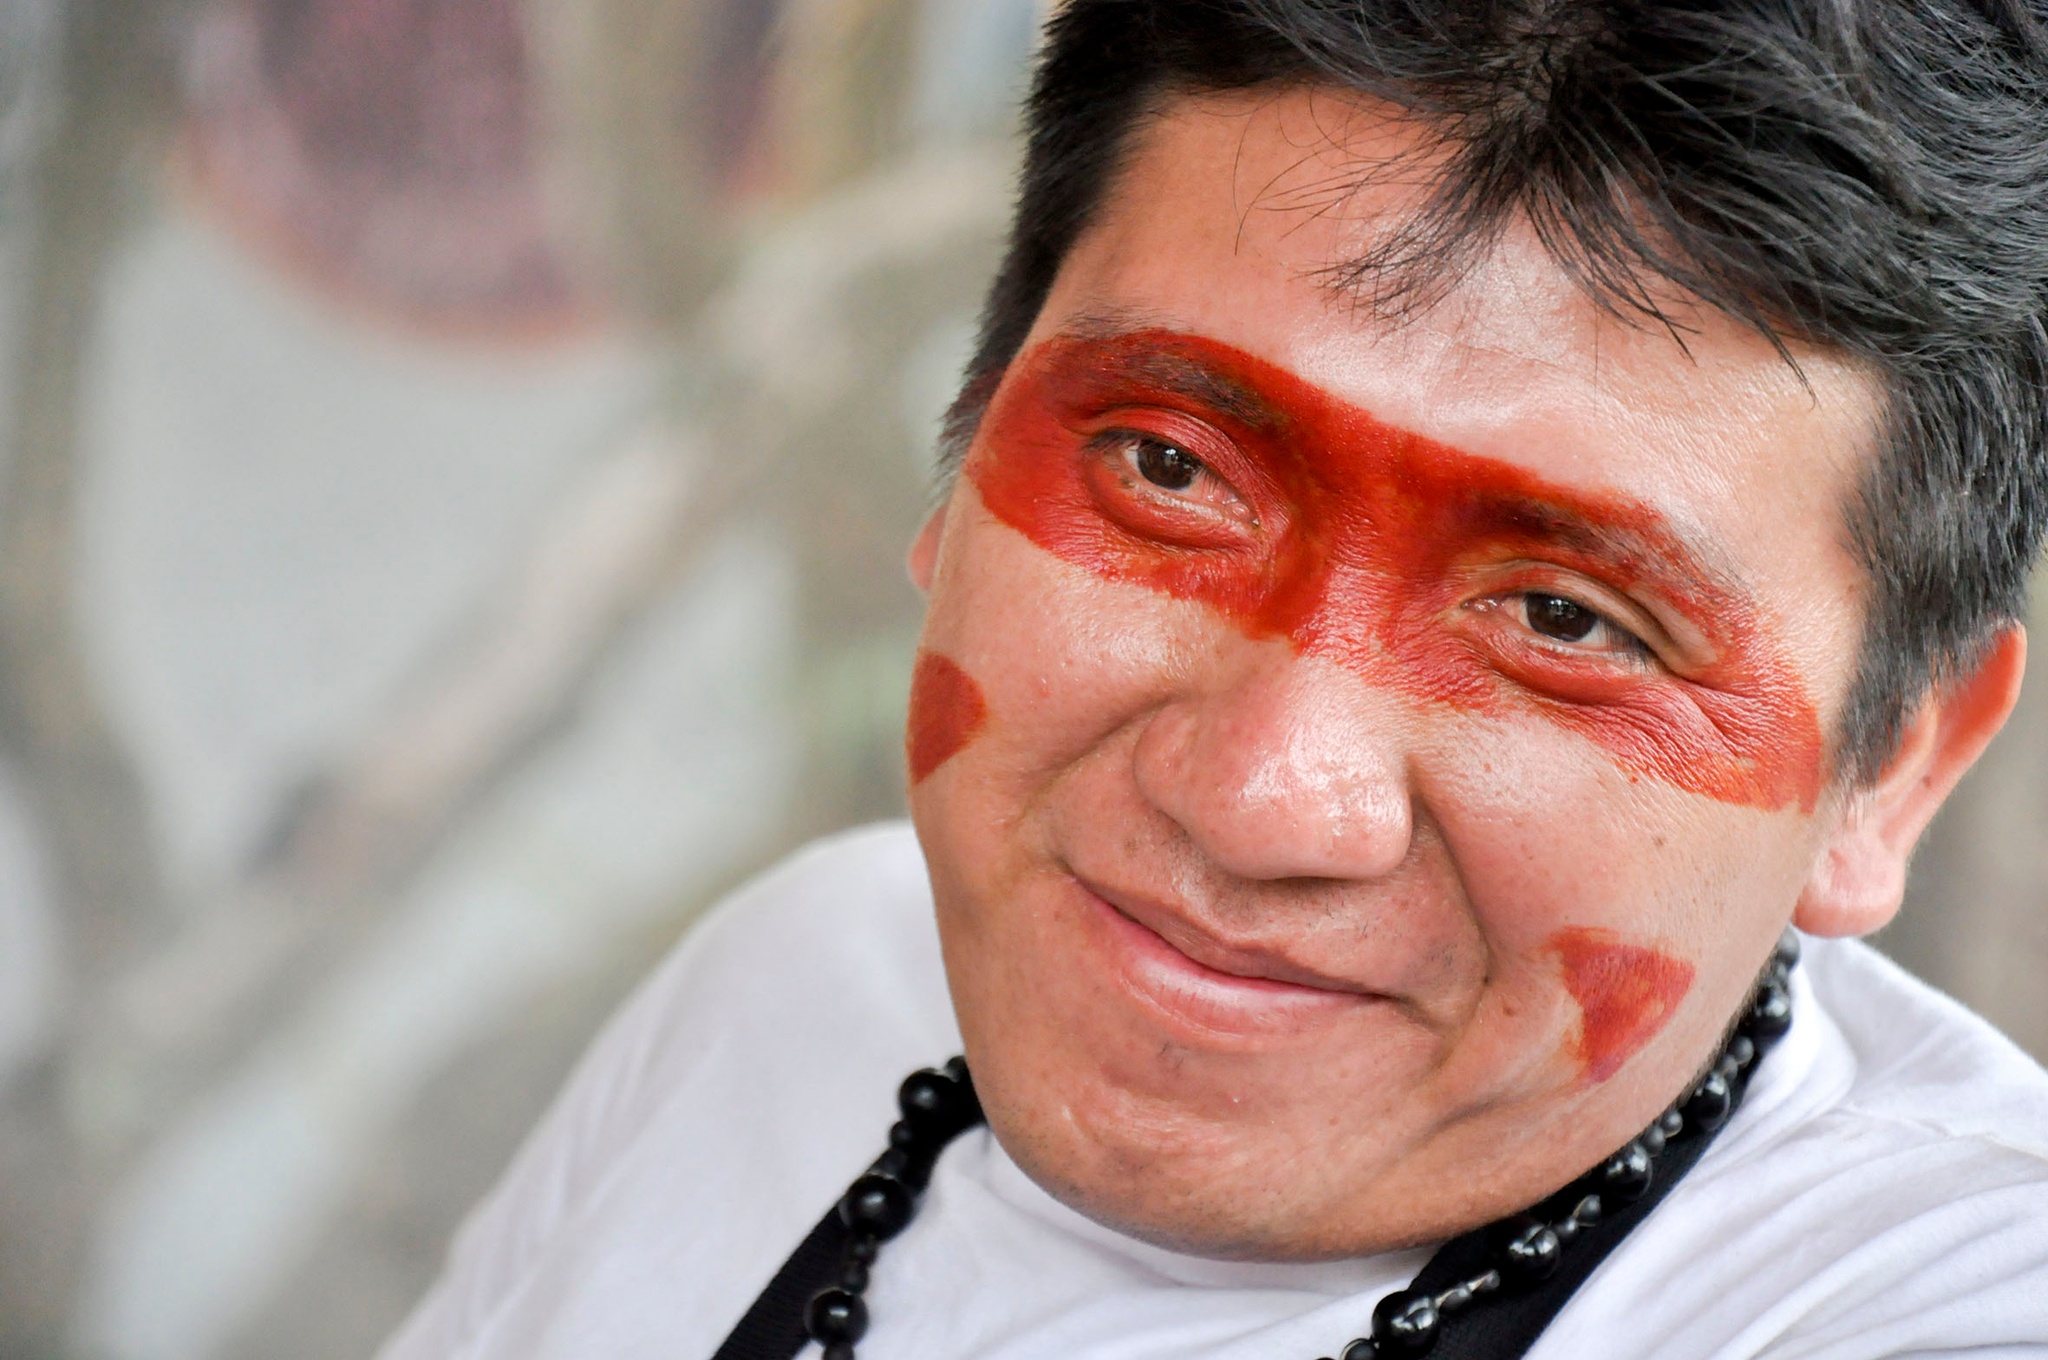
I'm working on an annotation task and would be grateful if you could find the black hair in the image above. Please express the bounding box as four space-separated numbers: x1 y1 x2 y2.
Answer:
940 0 2048 784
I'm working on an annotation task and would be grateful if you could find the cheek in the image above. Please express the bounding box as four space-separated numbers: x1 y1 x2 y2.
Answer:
1422 710 1815 919
1419 718 1808 1081
1415 714 1676 909
906 650 988 784
921 506 1206 782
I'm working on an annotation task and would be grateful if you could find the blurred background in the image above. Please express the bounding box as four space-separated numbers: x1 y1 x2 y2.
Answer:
0 2 2037 1357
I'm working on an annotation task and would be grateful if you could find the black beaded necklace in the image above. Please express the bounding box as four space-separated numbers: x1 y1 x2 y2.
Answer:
712 931 1801 1360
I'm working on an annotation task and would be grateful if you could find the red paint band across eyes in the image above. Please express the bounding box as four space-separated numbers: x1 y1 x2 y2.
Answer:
907 650 988 785
965 329 1824 813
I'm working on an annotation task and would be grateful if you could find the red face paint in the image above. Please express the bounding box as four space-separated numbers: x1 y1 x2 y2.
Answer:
907 650 988 785
965 330 1824 811
1550 927 1696 1082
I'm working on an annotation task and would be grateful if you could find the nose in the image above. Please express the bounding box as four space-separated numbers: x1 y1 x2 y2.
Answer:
1131 650 1416 883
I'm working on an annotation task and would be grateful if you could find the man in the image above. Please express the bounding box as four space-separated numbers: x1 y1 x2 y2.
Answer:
380 2 2048 1357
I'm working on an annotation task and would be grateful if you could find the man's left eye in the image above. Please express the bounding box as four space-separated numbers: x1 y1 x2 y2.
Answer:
1519 592 1642 654
1526 593 1598 642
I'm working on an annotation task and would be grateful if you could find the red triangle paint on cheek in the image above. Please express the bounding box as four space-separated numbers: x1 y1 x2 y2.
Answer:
908 650 989 785
1551 927 1697 1082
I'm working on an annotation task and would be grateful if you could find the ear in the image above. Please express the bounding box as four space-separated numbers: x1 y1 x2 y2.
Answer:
907 503 947 593
1796 625 2027 937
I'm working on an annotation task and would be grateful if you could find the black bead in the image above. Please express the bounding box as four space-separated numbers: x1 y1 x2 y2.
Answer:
1659 1109 1685 1139
897 1069 949 1120
805 1288 869 1344
839 1174 915 1240
899 1068 977 1132
1639 1121 1667 1156
1535 1171 1601 1225
838 1260 870 1292
942 1055 970 1083
845 1234 879 1263
1500 1217 1561 1286
880 1120 932 1188
1682 1071 1733 1132
1600 1142 1653 1202
1774 928 1801 972
1726 1034 1756 1070
1569 1193 1602 1227
1743 979 1793 1041
1372 1289 1440 1356
1341 1339 1378 1360
1432 1277 1484 1314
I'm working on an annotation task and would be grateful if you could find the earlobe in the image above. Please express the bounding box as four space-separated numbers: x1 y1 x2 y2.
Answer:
908 504 948 593
1795 625 2027 937
1794 793 1908 937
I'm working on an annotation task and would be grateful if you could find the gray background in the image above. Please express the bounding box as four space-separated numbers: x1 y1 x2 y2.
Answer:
0 2 2037 1358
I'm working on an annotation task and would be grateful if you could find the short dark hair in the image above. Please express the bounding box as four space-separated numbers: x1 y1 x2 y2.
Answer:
940 0 2048 783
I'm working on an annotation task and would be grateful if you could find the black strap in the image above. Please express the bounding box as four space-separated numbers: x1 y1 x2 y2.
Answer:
1415 1106 1724 1359
710 1097 1733 1360
710 1201 851 1360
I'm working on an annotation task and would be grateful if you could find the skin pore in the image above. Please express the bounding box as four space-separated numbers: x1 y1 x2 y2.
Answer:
904 90 2025 1259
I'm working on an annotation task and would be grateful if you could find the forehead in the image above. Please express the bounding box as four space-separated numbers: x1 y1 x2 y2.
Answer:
1016 86 1880 701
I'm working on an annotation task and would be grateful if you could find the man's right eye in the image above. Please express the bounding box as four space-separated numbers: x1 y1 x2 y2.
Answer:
1132 438 1202 491
1083 429 1259 543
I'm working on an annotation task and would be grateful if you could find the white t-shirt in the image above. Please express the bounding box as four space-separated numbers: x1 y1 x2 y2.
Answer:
379 822 2048 1360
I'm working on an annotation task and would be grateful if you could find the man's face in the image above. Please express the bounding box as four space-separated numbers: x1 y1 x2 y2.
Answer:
907 90 1878 1258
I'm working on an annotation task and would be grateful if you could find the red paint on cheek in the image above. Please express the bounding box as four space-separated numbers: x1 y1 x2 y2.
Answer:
906 650 987 784
1551 927 1696 1082
964 329 1825 811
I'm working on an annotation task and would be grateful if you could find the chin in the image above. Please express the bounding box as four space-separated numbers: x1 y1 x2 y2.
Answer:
989 1093 1322 1258
964 1035 1441 1260
961 1004 1645 1262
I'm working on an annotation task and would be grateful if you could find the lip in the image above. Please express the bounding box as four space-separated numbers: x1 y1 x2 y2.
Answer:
1071 873 1385 1039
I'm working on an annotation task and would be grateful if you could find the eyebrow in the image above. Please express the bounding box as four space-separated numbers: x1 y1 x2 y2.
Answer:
1476 494 1742 609
1054 315 1288 434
